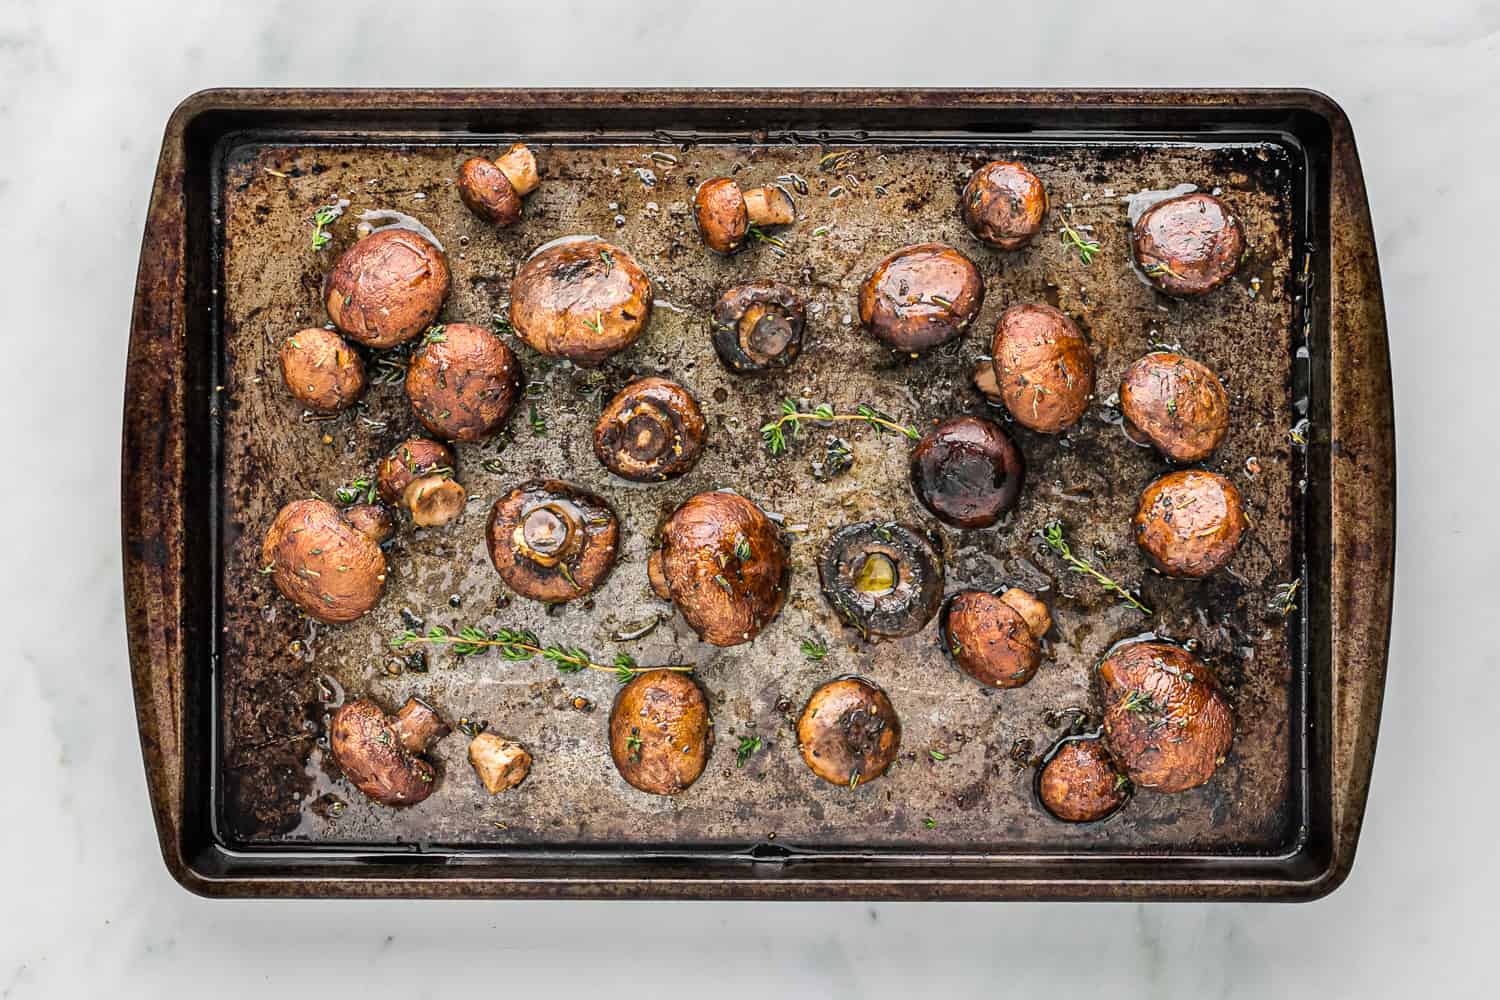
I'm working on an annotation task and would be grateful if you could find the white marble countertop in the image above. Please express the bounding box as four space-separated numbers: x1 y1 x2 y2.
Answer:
2 0 1495 995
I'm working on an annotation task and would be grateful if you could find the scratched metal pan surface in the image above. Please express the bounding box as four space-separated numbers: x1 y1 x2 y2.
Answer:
122 90 1394 900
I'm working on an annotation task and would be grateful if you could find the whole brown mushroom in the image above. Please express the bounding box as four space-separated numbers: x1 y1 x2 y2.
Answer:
941 587 1051 688
609 670 713 795
692 177 796 254
457 144 539 226
710 280 805 374
1036 736 1130 822
817 522 944 639
1132 192 1245 297
404 323 523 443
1133 470 1247 578
1119 352 1231 463
486 480 619 603
592 377 706 482
261 498 386 624
329 697 450 807
859 243 984 353
909 415 1026 529
960 161 1048 249
510 237 652 366
377 437 465 527
990 304 1095 433
324 228 451 348
279 327 366 413
797 677 901 789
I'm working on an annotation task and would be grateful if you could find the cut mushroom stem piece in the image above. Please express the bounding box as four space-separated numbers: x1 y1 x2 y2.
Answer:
494 143 539 195
391 697 451 753
744 185 796 226
468 732 532 794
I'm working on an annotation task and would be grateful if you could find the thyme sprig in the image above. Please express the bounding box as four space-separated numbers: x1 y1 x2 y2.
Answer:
760 400 920 456
1042 521 1152 615
391 625 692 683
310 205 340 251
1059 218 1101 265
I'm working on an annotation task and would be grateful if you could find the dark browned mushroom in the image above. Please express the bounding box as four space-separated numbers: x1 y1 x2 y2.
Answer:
457 144 539 226
404 323 523 443
343 503 395 544
1132 192 1245 296
710 280 805 374
1119 352 1230 462
1036 735 1130 822
692 177 796 254
329 696 449 807
324 228 451 348
817 522 944 639
486 480 619 603
1097 640 1233 793
510 237 652 366
796 677 901 788
261 498 386 624
1133 470 1247 578
647 491 788 647
279 327 366 413
859 243 984 353
909 415 1025 529
592 377 706 482
941 587 1050 688
376 437 466 528
960 161 1048 249
990 304 1095 433
609 669 714 795
467 732 532 794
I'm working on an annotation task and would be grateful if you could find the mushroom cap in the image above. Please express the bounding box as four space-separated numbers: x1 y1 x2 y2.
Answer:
343 503 395 544
404 322 523 442
279 327 366 413
1133 469 1247 578
692 177 749 254
941 588 1047 688
261 498 386 624
1132 192 1245 296
817 521 944 639
609 670 714 795
990 303 1095 433
797 677 902 787
909 415 1026 529
592 377 706 482
858 243 984 353
710 280 806 374
1119 352 1230 463
486 480 619 603
1036 736 1129 822
329 698 438 807
653 491 788 647
510 238 653 366
324 228 451 348
1097 640 1233 793
960 161 1048 249
377 438 455 504
457 156 523 226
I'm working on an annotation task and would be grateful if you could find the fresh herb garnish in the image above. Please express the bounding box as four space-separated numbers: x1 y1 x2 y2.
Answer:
760 400 920 456
1059 218 1101 265
1042 521 1152 615
800 637 828 661
929 749 948 762
1268 579 1301 617
735 735 762 768
528 404 546 436
334 478 378 505
310 205 339 251
391 624 692 682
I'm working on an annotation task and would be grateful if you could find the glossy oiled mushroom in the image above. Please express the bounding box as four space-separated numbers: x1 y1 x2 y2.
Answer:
279 327 366 413
1132 192 1245 296
1119 352 1231 463
647 491 788 647
324 228 451 348
941 587 1050 688
1036 736 1130 822
961 161 1048 249
457 144 539 226
859 243 984 353
404 323 523 443
609 670 714 795
377 437 466 528
692 177 796 254
1133 470 1247 578
1097 640 1233 793
909 415 1026 529
343 503 395 544
592 377 706 482
510 237 653 366
796 677 901 788
261 498 386 624
817 522 944 639
486 480 619 603
990 304 1095 433
710 281 805 374
467 732 532 794
329 696 450 807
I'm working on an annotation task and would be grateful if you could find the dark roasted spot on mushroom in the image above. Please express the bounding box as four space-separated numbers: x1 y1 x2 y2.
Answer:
796 677 902 787
910 415 1025 529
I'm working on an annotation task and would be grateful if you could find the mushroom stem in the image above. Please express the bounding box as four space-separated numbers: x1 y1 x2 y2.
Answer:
1000 587 1052 639
743 185 795 226
494 144 539 195
392 697 450 753
402 475 466 527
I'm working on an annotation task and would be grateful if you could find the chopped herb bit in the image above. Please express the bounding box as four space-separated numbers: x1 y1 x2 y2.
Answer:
1042 521 1152 615
800 637 828 661
735 735 762 768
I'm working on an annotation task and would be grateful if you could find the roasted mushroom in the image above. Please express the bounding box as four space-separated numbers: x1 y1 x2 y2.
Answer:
647 491 788 647
941 587 1050 688
324 227 451 348
329 697 449 807
261 498 386 624
486 480 619 603
343 503 395 544
990 304 1095 433
710 280 805 374
376 437 466 528
960 161 1048 249
1132 192 1245 296
692 177 796 254
859 243 984 353
1133 470 1247 578
467 731 532 794
1119 352 1230 463
909 415 1025 529
1036 736 1130 822
457 143 539 226
796 677 901 788
404 323 523 442
817 522 944 639
592 377 706 482
609 670 713 795
279 327 366 413
510 237 652 366
1097 640 1233 793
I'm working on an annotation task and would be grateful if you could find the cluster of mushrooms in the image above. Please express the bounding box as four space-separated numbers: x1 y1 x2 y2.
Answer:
265 146 1252 819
